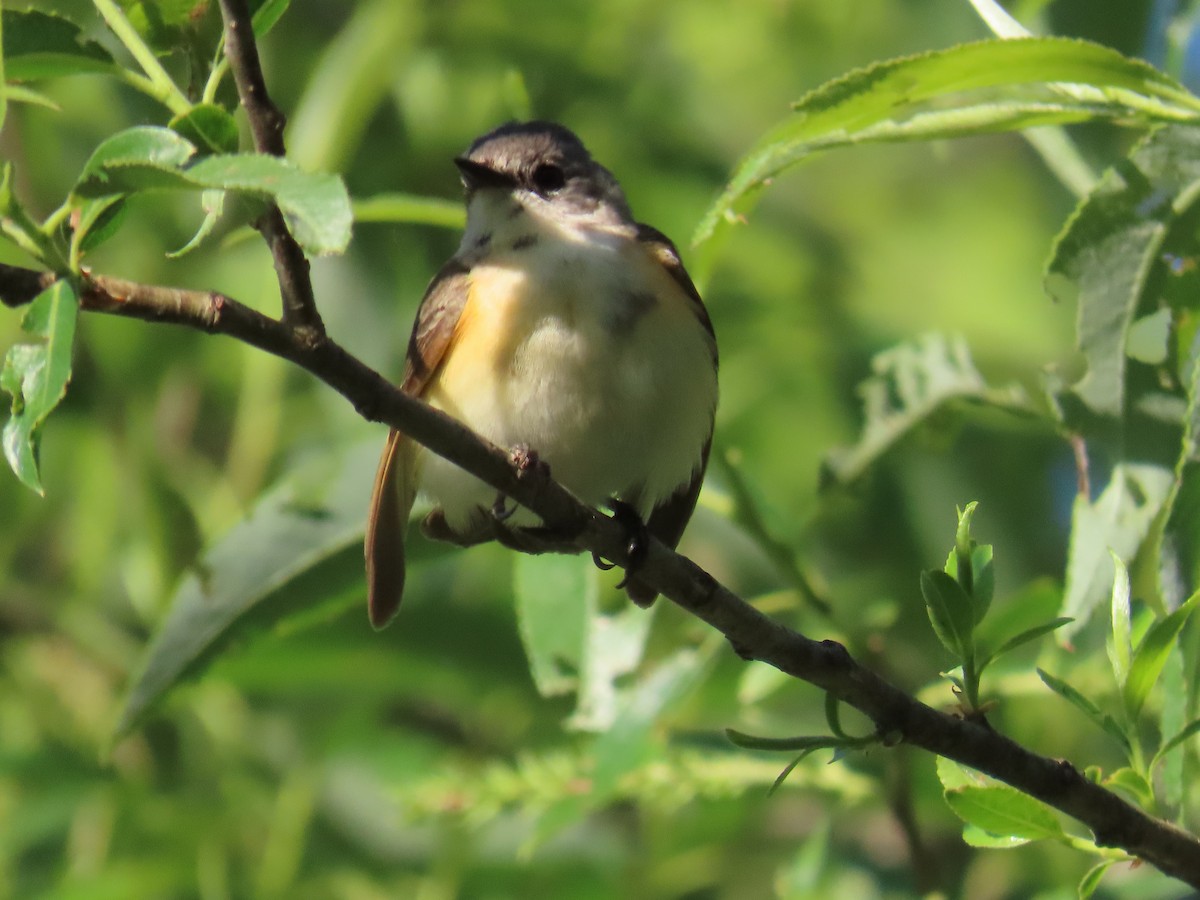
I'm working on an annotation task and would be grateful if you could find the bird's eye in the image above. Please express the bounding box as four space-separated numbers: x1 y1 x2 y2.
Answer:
531 163 566 195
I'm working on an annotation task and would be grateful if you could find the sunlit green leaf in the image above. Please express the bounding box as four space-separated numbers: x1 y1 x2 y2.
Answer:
696 37 1200 245
1 280 79 494
1123 589 1199 718
944 784 1066 841
74 134 353 256
1107 552 1132 690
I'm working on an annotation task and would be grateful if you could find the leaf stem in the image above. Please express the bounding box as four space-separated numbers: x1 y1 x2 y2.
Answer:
92 0 191 116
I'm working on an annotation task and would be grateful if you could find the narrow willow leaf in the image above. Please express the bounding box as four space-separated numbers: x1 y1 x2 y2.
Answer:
1107 552 1132 691
116 442 386 735
1037 668 1132 753
920 569 976 660
1123 589 1199 718
725 730 848 753
1151 717 1200 768
695 37 1200 244
1 281 79 494
979 617 1073 673
1078 861 1117 899
822 334 1032 487
944 784 1066 841
252 0 292 38
166 190 225 259
1156 646 1187 807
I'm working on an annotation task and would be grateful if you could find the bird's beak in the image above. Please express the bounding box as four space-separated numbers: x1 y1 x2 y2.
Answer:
454 157 516 192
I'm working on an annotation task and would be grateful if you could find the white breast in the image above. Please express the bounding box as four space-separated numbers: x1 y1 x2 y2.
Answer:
420 221 716 534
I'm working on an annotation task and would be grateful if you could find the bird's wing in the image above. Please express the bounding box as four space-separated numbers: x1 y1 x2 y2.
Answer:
365 258 472 629
624 224 717 607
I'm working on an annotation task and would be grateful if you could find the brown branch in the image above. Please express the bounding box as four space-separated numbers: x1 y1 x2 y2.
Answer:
1 259 1198 888
216 0 324 336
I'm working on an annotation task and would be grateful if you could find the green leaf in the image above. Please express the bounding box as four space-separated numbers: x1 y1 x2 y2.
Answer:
1107 551 1132 691
74 134 353 257
920 569 976 660
186 155 352 255
1037 668 1132 753
970 544 995 624
513 554 592 697
1 10 115 81
1078 861 1117 899
695 37 1200 245
1047 126 1200 417
73 197 128 257
76 126 198 194
944 784 1066 842
725 730 850 753
1059 463 1174 641
1 280 79 495
0 83 60 111
1123 589 1199 718
1155 646 1187 806
251 0 292 38
169 104 240 155
115 442 385 736
953 501 979 597
165 190 225 259
822 333 1033 487
961 824 1030 849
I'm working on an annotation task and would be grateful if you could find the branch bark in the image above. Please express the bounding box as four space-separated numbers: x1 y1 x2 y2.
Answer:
2 259 1198 888
217 0 324 336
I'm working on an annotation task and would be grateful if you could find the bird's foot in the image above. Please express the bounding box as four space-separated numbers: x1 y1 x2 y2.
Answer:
592 498 649 586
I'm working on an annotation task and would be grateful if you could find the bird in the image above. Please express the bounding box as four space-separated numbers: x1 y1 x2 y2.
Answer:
364 121 717 629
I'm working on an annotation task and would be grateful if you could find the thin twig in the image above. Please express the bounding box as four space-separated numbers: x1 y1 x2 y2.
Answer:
1 259 1197 888
216 0 324 336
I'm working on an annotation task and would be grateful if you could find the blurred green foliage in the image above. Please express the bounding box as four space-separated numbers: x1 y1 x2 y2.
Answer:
2 0 1200 898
